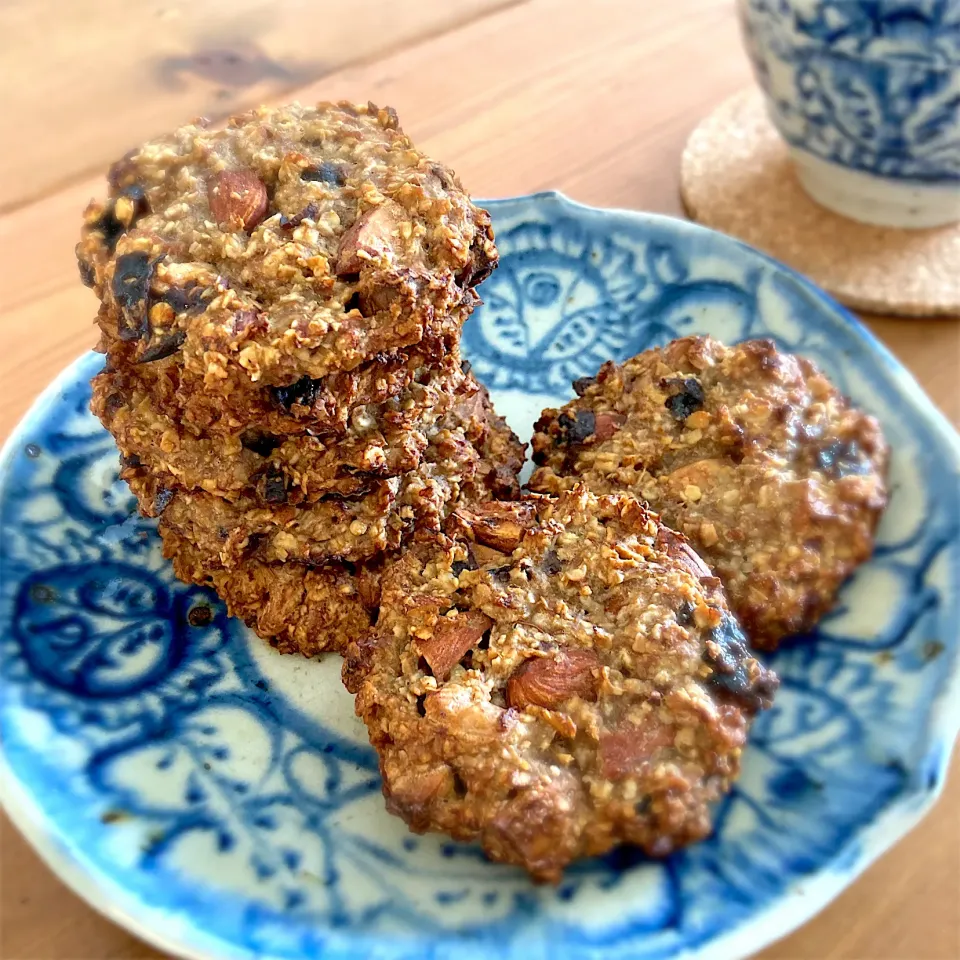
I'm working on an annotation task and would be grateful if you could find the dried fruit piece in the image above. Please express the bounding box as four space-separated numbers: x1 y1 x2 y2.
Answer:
336 202 401 275
703 615 779 712
112 252 157 341
163 284 207 315
661 377 705 420
138 330 186 363
260 467 288 504
417 610 492 680
572 375 597 397
507 650 601 710
816 438 871 479
278 202 320 230
556 410 596 444
301 162 347 185
208 169 269 232
271 375 321 411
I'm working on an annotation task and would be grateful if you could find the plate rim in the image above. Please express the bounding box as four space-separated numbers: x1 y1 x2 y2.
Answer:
1 189 958 960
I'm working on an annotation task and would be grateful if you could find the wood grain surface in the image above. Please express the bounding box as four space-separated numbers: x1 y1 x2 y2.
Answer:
0 0 517 211
1 1 958 957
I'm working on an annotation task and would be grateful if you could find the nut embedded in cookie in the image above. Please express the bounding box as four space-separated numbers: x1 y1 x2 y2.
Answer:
344 486 778 881
528 335 889 648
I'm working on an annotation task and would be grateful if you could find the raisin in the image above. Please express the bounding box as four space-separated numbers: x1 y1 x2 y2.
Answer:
112 252 157 341
492 565 512 584
541 549 562 575
301 161 347 185
241 433 280 457
572 375 598 397
78 260 96 288
103 392 126 419
90 185 148 253
816 439 871 479
662 377 705 420
702 614 779 712
555 409 596 445
271 375 321 410
261 467 288 504
163 284 207 315
278 202 320 230
138 330 186 363
676 600 695 626
119 184 148 220
92 208 125 252
451 547 478 577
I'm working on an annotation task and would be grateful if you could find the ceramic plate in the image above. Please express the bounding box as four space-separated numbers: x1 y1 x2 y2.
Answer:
2 192 958 960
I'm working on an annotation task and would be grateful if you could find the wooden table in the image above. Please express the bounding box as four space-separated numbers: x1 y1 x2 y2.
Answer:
1 1 958 956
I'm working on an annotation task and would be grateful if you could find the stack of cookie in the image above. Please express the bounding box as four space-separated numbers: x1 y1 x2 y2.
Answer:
78 101 524 655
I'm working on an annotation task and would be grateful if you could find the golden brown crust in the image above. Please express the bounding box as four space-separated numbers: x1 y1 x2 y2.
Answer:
92 349 469 502
121 376 525 571
77 101 496 394
162 529 371 657
144 386 525 655
343 486 778 881
98 307 466 439
527 336 889 648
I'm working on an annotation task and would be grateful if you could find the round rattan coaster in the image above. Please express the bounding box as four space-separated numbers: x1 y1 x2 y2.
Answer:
680 89 960 317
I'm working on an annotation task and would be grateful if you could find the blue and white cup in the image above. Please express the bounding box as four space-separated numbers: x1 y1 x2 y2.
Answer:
738 0 960 228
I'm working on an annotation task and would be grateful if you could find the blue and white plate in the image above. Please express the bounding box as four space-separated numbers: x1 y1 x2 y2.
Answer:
2 192 958 960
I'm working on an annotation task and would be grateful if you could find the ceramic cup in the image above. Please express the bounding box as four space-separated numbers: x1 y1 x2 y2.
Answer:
738 0 960 228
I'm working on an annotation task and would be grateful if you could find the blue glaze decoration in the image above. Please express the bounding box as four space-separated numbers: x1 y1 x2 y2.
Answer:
740 0 960 182
1 192 959 960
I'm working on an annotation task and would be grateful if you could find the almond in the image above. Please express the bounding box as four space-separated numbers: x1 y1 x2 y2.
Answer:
416 610 492 680
507 649 600 710
599 722 675 779
656 526 714 582
208 170 269 232
450 502 536 552
336 201 401 275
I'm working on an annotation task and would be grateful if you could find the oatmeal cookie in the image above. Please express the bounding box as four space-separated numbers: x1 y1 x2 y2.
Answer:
100 306 464 439
343 487 778 881
135 383 524 568
528 336 889 648
162 529 371 657
77 101 496 392
92 350 469 502
161 393 525 655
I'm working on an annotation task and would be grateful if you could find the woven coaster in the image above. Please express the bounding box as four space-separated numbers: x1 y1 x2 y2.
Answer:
680 89 960 317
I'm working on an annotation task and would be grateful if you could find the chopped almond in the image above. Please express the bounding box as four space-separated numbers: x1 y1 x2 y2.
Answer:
656 527 714 581
335 201 401 275
416 610 492 680
599 721 674 779
507 649 601 710
593 411 626 441
451 502 536 551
